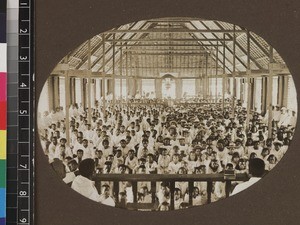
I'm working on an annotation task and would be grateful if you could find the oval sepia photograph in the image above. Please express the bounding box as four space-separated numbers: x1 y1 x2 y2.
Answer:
37 18 297 211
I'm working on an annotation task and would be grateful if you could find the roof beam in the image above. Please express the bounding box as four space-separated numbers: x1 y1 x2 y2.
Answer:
104 38 232 42
91 22 153 71
127 52 209 56
52 65 290 79
249 33 270 57
213 21 264 70
104 28 247 34
115 43 221 47
187 22 233 72
122 49 212 53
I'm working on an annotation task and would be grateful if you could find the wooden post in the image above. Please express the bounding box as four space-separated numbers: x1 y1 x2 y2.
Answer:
268 47 274 138
278 75 283 107
205 54 208 98
102 34 106 116
80 78 84 108
210 51 213 100
222 37 226 111
225 180 231 198
120 48 123 103
48 76 54 111
261 77 267 114
126 46 129 101
112 35 116 107
202 57 205 99
132 181 138 203
53 76 60 109
113 181 119 203
282 75 289 107
87 39 92 124
207 181 212 204
246 30 251 130
170 181 175 210
64 57 70 144
252 78 256 110
188 181 193 206
232 27 236 116
215 44 219 104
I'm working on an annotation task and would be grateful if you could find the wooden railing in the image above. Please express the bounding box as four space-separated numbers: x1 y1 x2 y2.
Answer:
93 173 249 210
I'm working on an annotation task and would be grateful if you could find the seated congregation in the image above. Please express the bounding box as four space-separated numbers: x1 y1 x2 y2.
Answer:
39 99 296 210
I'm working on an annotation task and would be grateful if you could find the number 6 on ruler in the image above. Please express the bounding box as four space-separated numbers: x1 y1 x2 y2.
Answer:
20 218 27 223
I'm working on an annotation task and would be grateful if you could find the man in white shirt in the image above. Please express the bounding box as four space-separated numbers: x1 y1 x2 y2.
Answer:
231 158 265 196
71 159 102 202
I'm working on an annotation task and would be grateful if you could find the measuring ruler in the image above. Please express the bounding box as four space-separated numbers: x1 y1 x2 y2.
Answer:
6 0 34 224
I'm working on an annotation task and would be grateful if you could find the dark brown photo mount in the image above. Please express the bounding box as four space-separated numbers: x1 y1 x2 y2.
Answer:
35 0 300 225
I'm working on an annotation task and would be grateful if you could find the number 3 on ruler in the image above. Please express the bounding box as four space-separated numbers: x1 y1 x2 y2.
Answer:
20 56 28 60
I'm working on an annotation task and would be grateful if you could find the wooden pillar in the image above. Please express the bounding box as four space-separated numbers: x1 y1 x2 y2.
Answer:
195 78 201 98
175 78 182 99
261 77 267 114
267 47 274 138
246 30 251 130
120 48 123 102
205 54 209 98
70 78 76 105
170 182 175 210
80 78 84 108
222 37 226 111
188 181 193 206
252 78 256 110
215 44 219 103
210 52 213 100
112 35 116 107
232 27 236 116
87 39 92 124
69 78 73 105
126 47 129 100
48 76 54 111
155 79 162 99
102 34 106 116
137 79 142 96
53 76 60 109
282 75 289 107
277 75 283 107
130 52 137 97
64 57 70 144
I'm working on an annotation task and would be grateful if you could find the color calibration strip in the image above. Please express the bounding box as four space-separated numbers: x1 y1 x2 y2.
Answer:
0 0 7 225
6 0 19 225
7 0 34 224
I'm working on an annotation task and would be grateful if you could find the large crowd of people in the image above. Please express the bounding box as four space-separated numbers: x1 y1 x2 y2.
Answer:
38 98 296 210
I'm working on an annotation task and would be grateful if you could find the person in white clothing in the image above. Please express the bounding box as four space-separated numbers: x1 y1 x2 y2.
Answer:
231 158 265 196
71 158 102 202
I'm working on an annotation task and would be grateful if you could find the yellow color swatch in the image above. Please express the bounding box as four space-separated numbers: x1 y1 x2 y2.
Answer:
0 130 6 159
